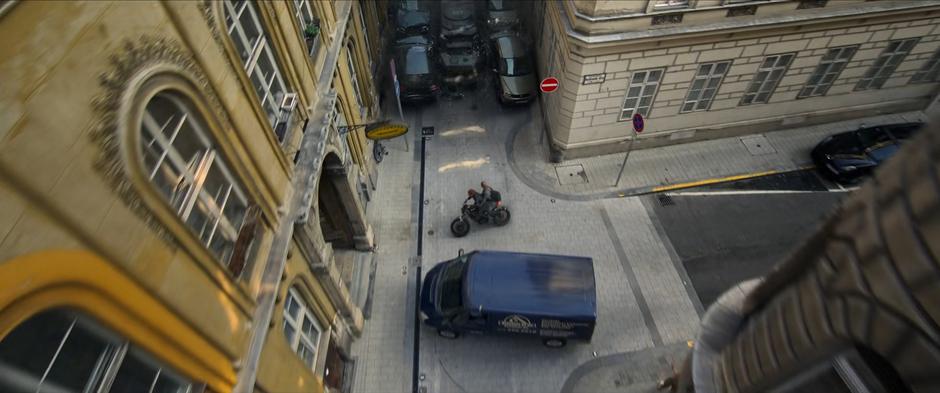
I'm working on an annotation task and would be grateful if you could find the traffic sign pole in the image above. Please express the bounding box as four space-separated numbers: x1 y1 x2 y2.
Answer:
390 59 408 152
614 114 645 187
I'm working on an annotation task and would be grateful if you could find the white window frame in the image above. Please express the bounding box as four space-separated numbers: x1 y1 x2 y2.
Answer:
681 61 731 113
141 93 249 268
223 0 291 138
856 38 918 91
651 0 690 11
740 53 794 105
798 45 857 98
283 288 323 369
293 0 322 57
620 68 664 120
356 4 372 62
345 44 365 117
0 310 198 393
911 48 940 84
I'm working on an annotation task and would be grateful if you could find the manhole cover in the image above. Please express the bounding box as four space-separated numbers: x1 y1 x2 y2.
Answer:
740 134 777 156
555 164 588 185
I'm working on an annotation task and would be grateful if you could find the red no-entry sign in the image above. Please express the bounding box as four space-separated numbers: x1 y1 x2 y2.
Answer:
540 77 559 93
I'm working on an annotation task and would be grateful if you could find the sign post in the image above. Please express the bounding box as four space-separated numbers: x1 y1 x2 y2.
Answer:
390 59 408 151
614 113 644 187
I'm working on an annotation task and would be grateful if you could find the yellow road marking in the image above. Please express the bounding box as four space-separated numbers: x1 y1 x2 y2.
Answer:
650 165 815 193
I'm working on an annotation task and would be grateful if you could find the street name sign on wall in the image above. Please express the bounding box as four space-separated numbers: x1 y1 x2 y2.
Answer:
582 73 606 85
365 122 409 140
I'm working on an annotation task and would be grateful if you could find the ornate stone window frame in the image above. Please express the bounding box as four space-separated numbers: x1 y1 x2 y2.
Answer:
117 65 261 282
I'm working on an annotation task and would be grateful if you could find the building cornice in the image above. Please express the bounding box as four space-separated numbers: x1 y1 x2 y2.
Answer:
569 0 794 22
560 0 940 46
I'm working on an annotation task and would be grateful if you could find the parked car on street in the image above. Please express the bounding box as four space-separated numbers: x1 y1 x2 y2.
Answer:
485 0 520 33
393 35 440 103
489 32 536 104
811 122 923 183
394 0 433 38
421 250 597 348
440 0 479 42
440 38 485 88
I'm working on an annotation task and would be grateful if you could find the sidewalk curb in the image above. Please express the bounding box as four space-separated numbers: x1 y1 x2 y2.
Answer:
505 107 817 201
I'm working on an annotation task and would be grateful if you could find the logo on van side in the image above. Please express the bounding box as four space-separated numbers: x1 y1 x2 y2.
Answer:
499 315 535 330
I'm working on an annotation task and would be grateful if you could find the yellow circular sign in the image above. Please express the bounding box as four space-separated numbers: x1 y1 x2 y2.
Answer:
365 123 409 140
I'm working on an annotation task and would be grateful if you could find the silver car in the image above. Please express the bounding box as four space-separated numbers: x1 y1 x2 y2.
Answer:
490 33 536 104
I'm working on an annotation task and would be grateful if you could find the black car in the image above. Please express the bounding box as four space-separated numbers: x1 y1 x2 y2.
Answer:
811 122 922 183
395 0 433 38
440 0 478 42
393 35 440 103
485 0 520 33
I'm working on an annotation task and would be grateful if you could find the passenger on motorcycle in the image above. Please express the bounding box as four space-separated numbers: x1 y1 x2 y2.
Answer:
480 181 496 218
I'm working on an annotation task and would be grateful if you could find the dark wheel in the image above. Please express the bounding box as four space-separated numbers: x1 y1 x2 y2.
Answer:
542 338 566 348
373 142 386 164
438 329 459 339
450 218 470 237
493 208 511 226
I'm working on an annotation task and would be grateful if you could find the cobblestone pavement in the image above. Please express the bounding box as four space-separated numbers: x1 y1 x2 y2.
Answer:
349 84 920 392
351 107 418 393
412 87 698 393
509 103 925 199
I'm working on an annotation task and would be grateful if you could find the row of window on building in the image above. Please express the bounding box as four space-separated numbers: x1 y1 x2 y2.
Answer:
620 38 940 120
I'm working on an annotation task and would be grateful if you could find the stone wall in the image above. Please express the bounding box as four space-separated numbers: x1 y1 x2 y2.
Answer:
546 10 940 158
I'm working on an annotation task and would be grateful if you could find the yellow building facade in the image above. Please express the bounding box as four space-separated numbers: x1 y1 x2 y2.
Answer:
0 1 383 392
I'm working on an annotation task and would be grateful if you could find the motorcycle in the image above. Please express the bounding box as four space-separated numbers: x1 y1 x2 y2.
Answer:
450 191 511 237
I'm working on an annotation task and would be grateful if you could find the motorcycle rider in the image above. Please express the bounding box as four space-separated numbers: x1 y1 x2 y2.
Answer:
480 181 496 218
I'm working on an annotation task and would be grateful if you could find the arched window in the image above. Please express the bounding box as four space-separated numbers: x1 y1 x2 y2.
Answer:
140 91 252 272
282 287 323 369
0 309 198 393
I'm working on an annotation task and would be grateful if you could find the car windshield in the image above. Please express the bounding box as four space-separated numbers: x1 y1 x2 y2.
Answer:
489 0 515 11
868 143 899 162
405 47 430 74
499 57 532 76
437 257 468 313
399 0 420 11
857 128 892 148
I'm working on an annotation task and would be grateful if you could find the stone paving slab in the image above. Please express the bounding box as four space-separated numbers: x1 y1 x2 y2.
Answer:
412 88 697 393
511 104 925 199
350 108 418 393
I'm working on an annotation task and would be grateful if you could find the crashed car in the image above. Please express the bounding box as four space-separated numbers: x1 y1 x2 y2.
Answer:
485 0 520 33
440 0 479 42
440 38 485 87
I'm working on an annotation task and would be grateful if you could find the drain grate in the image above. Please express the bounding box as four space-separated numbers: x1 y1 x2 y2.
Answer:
658 194 675 207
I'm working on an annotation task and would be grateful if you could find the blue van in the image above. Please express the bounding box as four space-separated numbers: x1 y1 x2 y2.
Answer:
420 250 596 348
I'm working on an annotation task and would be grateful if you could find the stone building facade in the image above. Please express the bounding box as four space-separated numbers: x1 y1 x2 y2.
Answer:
528 0 940 159
0 1 385 392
